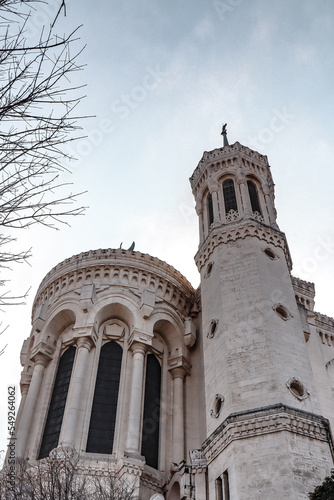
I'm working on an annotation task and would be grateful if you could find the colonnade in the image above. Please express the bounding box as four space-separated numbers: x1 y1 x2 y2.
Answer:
195 172 277 244
16 324 188 467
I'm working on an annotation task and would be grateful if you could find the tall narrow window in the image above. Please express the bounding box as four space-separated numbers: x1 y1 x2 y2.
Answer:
215 477 223 500
39 346 76 459
223 470 230 500
247 180 261 214
223 179 238 214
141 354 161 469
86 341 122 454
208 192 214 226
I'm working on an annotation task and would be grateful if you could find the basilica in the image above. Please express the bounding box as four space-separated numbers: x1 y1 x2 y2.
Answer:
13 134 334 499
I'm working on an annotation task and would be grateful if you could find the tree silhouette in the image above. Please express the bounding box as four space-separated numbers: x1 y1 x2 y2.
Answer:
0 0 86 309
309 471 334 500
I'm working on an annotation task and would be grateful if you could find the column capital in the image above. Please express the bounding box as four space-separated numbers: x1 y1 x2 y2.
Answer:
128 329 153 349
263 185 271 196
20 371 32 391
195 200 203 215
170 366 187 380
208 180 219 193
73 325 98 347
236 175 246 186
30 342 55 366
129 341 148 357
168 355 191 377
75 336 93 351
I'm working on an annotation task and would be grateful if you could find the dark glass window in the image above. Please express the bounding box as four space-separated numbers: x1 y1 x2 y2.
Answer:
223 179 238 213
247 180 262 214
86 341 122 454
141 354 161 469
208 192 214 226
39 346 76 459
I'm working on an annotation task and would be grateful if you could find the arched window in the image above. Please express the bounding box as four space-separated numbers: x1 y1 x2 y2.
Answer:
207 192 214 226
39 346 76 459
141 354 161 469
223 179 238 214
86 341 123 454
247 180 262 214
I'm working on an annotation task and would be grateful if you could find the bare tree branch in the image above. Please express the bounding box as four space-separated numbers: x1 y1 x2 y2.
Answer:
0 451 139 499
0 0 87 310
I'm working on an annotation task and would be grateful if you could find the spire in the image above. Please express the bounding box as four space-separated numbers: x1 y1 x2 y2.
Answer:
221 123 229 147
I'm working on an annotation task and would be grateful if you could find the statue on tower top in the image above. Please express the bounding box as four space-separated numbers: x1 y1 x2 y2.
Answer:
221 123 229 147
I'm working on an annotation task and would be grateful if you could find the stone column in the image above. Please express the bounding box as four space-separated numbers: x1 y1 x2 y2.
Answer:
264 188 277 226
170 367 186 463
238 178 252 217
198 211 204 243
16 354 50 457
15 383 29 430
126 342 148 453
211 190 220 223
59 337 92 447
195 201 204 244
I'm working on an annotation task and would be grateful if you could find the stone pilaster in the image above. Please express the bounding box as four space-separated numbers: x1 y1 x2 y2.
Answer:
16 352 51 457
59 335 94 447
126 342 148 454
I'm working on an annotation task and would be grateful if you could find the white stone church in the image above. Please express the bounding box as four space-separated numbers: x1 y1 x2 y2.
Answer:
13 134 334 499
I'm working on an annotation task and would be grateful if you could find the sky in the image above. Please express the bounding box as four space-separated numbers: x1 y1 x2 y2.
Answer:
1 0 334 456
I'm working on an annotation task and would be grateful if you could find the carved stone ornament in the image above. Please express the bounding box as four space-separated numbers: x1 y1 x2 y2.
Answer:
189 449 207 465
251 211 265 222
225 209 240 223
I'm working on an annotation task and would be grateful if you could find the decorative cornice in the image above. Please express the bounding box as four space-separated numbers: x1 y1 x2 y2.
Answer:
194 220 292 271
32 249 196 321
190 142 270 195
291 276 315 298
202 404 333 465
315 312 334 333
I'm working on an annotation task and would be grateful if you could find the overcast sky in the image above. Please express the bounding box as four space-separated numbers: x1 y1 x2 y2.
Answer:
1 0 334 455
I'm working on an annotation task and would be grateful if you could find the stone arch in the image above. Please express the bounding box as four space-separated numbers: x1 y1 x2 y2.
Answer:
44 307 77 337
89 296 137 333
150 312 185 357
167 480 181 500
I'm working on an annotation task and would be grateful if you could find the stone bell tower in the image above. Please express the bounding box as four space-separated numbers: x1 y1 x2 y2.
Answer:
190 127 334 499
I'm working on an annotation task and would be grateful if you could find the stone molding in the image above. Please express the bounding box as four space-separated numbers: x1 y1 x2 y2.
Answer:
141 467 165 493
32 249 196 321
73 326 98 348
318 329 334 348
30 341 56 364
202 404 333 465
195 220 292 271
292 276 315 312
168 355 191 377
315 312 334 333
190 142 270 194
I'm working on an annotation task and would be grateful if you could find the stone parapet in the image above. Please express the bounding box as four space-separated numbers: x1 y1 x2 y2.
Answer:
32 249 196 320
190 141 270 194
315 312 334 332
